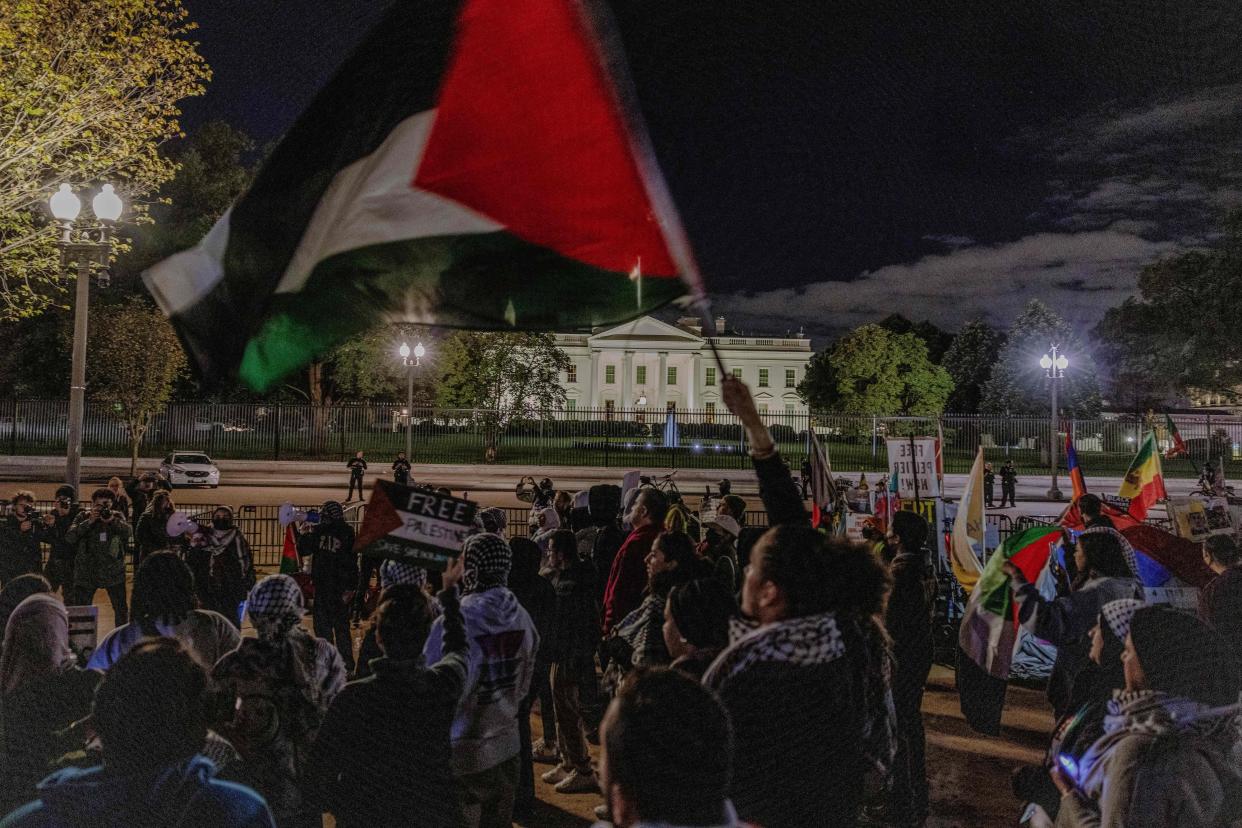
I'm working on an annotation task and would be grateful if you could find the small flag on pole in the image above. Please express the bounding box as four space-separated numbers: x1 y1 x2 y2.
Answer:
1118 431 1166 521
808 427 837 529
280 524 300 575
1164 413 1188 459
950 447 985 594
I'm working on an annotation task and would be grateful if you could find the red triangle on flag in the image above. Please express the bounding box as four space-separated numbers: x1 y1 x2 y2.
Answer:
355 483 406 550
414 0 679 278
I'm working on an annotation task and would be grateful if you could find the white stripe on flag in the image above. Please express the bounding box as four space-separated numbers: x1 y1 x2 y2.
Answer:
278 110 501 295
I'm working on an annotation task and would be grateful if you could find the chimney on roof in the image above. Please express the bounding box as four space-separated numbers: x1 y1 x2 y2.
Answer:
714 315 726 335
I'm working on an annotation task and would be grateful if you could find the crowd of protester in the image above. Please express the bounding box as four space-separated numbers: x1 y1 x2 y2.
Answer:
1009 519 1242 826
1 375 1240 827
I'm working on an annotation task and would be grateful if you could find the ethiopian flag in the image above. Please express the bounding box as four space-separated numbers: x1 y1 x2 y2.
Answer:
957 525 1060 734
145 0 703 390
1119 431 1166 521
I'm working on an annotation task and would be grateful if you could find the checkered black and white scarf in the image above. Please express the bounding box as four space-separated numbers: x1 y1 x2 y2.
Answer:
462 532 511 594
247 575 305 641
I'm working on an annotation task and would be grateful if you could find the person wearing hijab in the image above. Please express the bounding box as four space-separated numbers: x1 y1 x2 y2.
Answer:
0 594 101 813
211 575 346 828
133 491 177 568
1013 598 1145 823
352 559 437 680
664 577 737 681
202 507 255 627
0 575 51 658
298 500 357 672
1054 605 1242 827
88 552 240 673
423 533 538 828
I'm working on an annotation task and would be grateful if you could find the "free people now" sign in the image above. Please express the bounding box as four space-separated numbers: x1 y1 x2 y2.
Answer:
886 437 941 500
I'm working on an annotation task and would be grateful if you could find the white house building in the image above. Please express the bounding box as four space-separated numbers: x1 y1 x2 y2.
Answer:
552 316 813 420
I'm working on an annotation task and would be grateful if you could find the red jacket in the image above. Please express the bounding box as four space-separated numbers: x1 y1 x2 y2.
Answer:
602 523 660 636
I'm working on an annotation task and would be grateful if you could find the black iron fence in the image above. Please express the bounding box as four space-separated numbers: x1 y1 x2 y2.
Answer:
4 399 1235 476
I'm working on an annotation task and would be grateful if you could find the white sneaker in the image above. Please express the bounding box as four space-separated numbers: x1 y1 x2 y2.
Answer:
531 738 560 764
541 765 571 785
554 769 599 794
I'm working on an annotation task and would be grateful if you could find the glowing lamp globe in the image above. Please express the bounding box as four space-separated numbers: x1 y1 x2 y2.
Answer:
1039 354 1053 370
399 343 411 359
50 184 81 222
1055 355 1069 371
92 184 123 221
414 342 426 360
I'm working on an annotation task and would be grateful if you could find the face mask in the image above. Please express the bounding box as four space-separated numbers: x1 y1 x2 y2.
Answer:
213 518 232 530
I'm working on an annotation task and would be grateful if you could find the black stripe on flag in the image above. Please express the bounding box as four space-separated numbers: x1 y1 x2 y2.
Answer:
174 0 464 381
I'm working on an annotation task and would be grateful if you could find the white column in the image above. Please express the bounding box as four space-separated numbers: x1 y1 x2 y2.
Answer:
585 350 597 412
657 351 668 411
689 352 701 409
622 350 634 410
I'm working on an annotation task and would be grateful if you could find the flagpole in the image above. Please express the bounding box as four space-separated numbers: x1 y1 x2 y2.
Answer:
575 0 726 380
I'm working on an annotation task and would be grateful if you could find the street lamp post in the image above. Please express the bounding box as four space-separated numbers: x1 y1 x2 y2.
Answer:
1040 345 1069 501
49 184 123 493
398 342 426 460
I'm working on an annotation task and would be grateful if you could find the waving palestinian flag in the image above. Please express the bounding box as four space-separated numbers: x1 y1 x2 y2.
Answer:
145 0 703 390
957 525 1060 735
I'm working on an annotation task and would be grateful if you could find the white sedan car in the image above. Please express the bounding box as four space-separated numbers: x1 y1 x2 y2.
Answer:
159 451 221 488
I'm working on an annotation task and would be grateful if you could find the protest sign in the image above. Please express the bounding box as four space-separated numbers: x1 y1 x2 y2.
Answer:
356 481 478 570
67 605 98 662
886 438 940 499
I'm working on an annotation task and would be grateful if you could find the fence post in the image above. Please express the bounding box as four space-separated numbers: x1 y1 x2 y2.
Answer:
871 416 878 463
538 414 544 466
9 398 17 457
273 403 281 461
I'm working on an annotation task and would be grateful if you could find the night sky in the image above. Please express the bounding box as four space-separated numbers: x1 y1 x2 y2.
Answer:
179 0 1242 340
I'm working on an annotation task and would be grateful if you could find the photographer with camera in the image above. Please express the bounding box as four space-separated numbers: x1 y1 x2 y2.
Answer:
42 486 81 596
65 488 131 625
1 490 45 586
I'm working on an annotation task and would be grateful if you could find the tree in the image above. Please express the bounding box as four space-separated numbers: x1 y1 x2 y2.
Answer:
797 324 953 415
981 299 1102 417
878 313 955 363
0 0 209 319
435 332 570 459
1092 212 1242 407
941 319 1004 413
87 299 186 475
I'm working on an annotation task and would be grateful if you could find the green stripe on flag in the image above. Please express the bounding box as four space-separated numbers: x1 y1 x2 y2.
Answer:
978 526 1060 617
237 231 685 391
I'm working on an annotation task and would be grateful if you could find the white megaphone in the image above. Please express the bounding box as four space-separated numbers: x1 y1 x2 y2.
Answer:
279 502 308 528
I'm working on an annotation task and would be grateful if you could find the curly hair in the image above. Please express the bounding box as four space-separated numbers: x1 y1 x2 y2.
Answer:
756 527 891 621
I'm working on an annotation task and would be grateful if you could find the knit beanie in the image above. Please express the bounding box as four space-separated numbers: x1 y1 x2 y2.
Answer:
321 500 345 523
1128 605 1240 706
462 532 511 594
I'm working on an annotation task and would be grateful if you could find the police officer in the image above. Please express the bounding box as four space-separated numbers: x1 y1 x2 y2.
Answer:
999 460 1017 508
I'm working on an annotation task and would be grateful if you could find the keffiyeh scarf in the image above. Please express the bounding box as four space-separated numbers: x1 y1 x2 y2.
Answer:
247 575 306 641
462 532 511 594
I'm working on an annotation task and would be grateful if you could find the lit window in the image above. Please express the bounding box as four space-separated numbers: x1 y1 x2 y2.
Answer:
605 365 616 384
759 368 769 387
636 365 647 384
705 367 716 387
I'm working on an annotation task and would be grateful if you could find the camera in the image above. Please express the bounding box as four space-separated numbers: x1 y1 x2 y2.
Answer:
98 505 113 520
57 496 72 508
